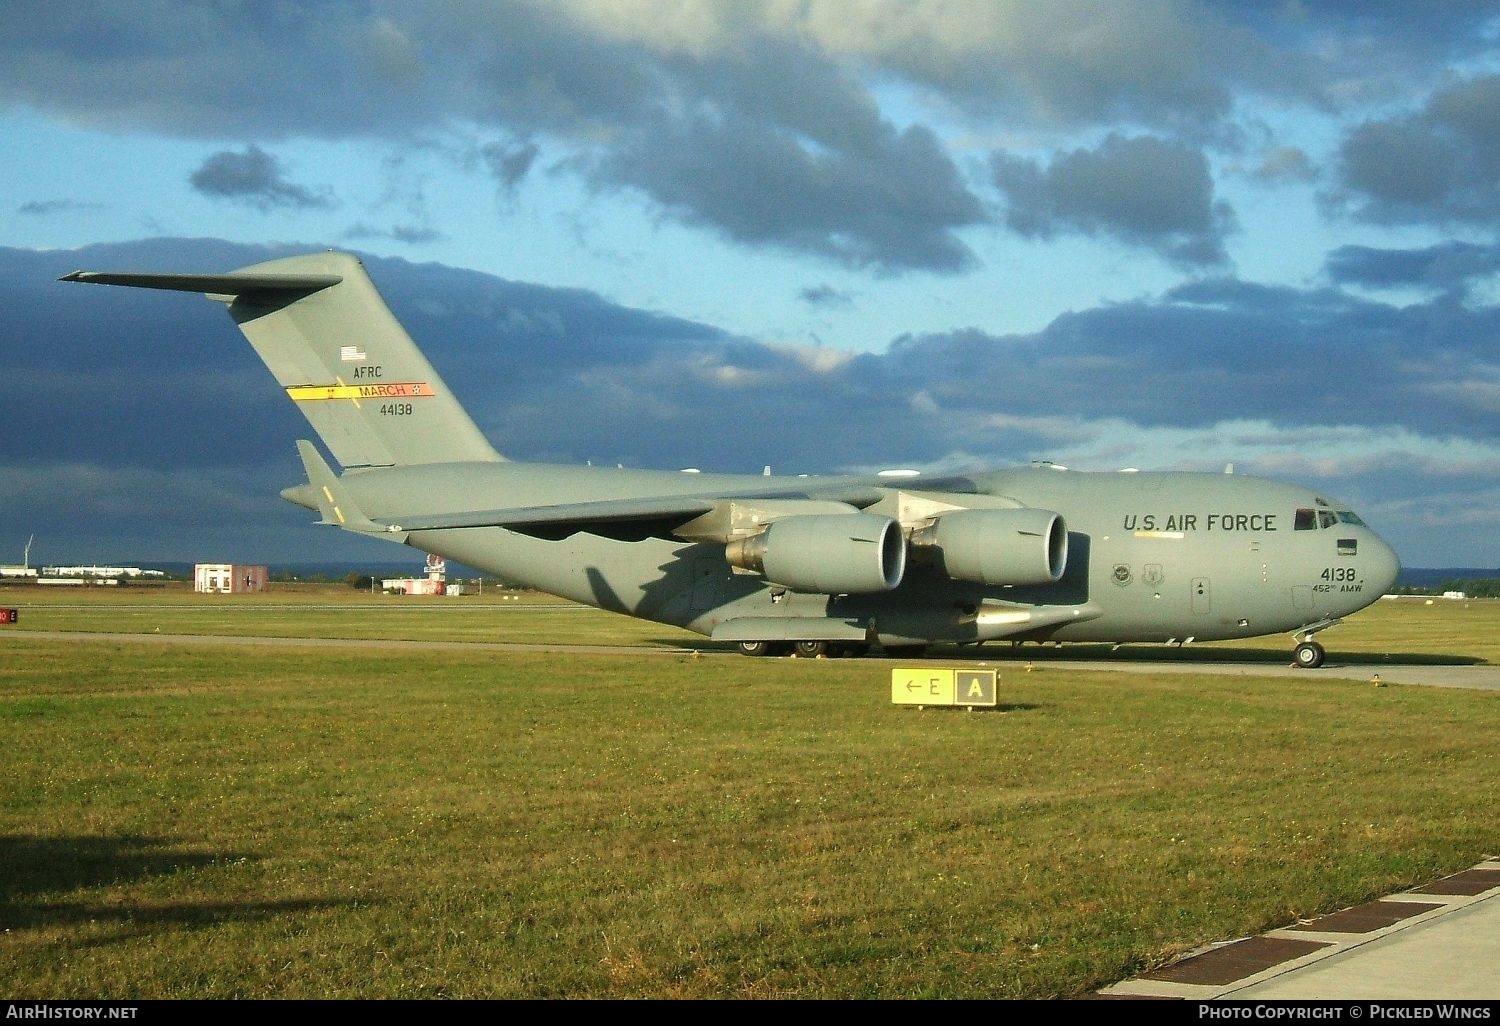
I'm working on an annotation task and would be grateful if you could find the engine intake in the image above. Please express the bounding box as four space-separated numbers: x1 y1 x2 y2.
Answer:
724 513 906 593
909 507 1067 586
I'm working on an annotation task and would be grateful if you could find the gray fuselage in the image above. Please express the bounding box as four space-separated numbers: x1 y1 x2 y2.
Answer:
290 461 1401 648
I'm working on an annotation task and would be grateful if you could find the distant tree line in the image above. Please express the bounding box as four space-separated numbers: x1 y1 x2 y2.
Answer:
1394 578 1500 598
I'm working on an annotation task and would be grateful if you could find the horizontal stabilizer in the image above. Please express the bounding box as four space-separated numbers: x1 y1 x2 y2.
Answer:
59 270 342 295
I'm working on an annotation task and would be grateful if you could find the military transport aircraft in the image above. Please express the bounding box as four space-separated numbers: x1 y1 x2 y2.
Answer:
62 252 1400 667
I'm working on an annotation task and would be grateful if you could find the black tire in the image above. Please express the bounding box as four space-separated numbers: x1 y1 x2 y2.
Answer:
1294 640 1326 669
737 640 773 657
794 640 829 658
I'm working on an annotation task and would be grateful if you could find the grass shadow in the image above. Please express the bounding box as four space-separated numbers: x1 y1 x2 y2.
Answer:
0 834 365 939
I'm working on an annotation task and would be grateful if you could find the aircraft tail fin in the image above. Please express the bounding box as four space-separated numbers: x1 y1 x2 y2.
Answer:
62 252 504 469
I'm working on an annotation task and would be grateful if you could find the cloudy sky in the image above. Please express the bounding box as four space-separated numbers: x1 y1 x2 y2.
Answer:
2 1 1499 570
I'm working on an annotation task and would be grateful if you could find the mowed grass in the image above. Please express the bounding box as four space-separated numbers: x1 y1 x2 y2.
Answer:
6 583 1500 664
0 614 1497 998
3 585 699 650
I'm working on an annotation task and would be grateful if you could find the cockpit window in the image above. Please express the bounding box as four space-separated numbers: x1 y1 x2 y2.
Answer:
1296 507 1366 530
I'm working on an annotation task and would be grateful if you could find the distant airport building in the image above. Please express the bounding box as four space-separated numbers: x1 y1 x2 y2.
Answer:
0 566 38 579
195 563 269 593
382 577 447 596
383 552 447 595
43 565 164 579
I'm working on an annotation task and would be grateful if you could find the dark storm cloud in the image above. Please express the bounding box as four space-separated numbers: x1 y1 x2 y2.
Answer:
189 146 334 210
991 135 1236 268
7 1 1484 140
855 1 1270 133
1326 242 1500 294
557 28 987 272
1331 74 1500 226
0 1 441 139
1202 2 1499 100
7 3 1499 270
0 3 979 271
883 277 1500 443
9 237 1500 565
601 114 983 272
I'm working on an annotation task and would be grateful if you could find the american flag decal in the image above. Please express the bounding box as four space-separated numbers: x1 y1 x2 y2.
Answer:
340 345 367 362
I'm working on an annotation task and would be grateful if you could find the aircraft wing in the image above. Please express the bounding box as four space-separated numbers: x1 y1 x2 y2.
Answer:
382 495 721 533
375 476 984 536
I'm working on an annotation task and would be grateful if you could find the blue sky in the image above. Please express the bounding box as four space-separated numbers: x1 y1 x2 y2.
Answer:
3 1 1500 570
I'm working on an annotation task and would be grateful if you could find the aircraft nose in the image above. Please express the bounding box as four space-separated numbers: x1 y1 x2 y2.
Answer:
1366 532 1401 596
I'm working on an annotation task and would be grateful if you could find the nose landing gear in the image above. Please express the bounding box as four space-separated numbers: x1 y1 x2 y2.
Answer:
1293 640 1326 669
1291 618 1342 669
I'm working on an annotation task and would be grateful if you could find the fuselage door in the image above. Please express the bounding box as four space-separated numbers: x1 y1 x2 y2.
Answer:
1192 577 1211 615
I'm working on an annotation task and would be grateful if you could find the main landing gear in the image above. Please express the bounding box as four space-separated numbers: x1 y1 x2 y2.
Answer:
735 640 873 658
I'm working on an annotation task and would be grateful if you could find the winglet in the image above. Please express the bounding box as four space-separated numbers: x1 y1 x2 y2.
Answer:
295 440 404 538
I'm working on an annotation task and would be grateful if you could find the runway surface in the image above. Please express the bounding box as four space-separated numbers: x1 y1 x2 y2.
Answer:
6 628 1499 692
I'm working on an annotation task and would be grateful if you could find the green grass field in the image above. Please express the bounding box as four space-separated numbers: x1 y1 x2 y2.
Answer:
1 587 1496 998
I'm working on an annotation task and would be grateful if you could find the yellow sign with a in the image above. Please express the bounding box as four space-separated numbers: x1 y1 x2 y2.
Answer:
890 667 997 708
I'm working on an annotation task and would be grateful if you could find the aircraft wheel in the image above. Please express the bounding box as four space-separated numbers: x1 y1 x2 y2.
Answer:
794 640 829 658
1293 640 1326 669
737 641 774 657
883 644 929 659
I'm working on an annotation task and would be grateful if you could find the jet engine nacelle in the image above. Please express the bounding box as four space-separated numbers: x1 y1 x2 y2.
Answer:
910 507 1067 586
724 513 906 593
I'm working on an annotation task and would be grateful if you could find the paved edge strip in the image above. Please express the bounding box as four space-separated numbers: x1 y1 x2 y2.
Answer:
1094 859 1500 999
